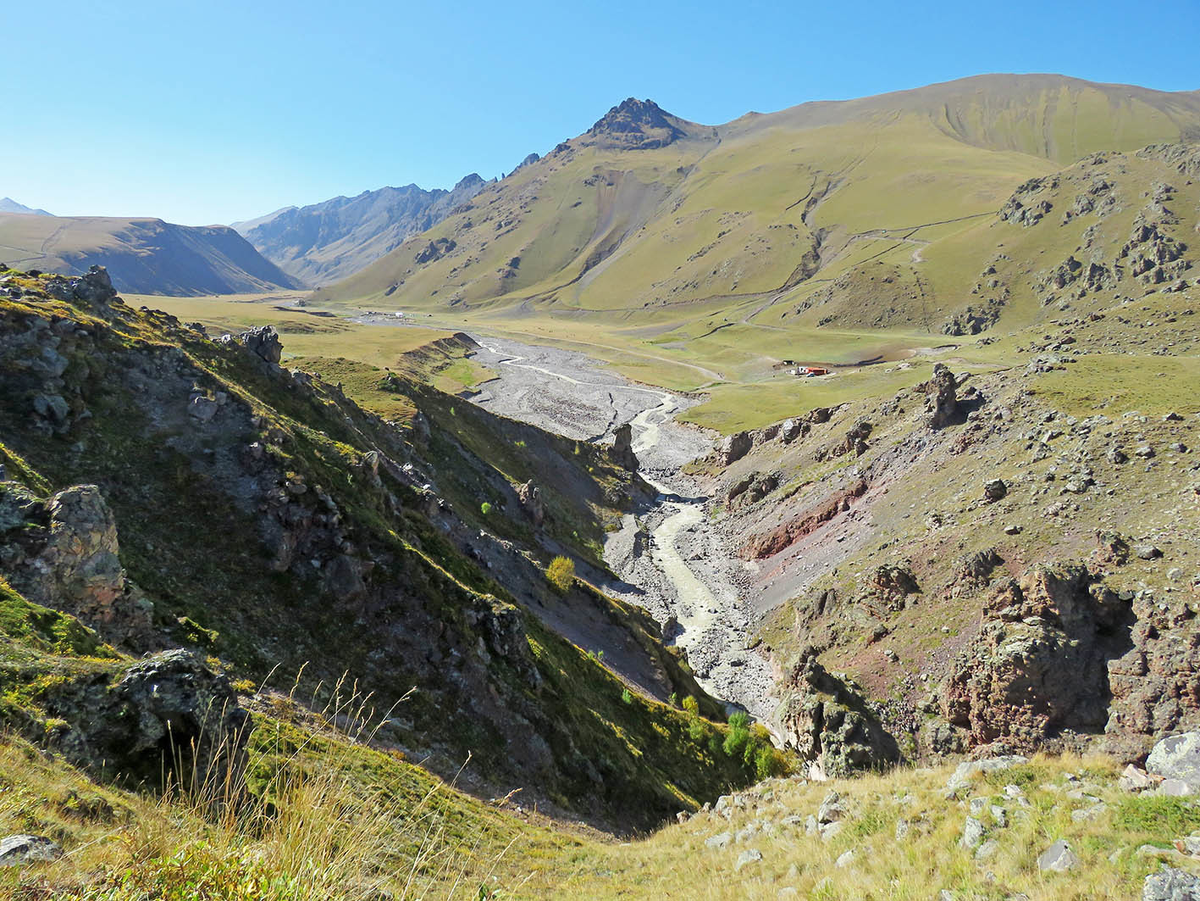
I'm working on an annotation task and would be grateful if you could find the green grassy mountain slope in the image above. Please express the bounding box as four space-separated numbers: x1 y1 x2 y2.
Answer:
313 75 1200 338
0 213 306 295
734 73 1200 163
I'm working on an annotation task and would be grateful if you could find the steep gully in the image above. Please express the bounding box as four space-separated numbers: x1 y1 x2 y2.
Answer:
467 337 775 720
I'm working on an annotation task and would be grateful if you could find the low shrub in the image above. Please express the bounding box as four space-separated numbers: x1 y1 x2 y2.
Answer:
547 556 575 593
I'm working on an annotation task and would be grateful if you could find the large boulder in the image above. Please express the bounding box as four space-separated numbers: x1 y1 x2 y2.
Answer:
0 834 62 867
44 650 251 791
238 325 283 364
1144 866 1200 900
1146 733 1200 794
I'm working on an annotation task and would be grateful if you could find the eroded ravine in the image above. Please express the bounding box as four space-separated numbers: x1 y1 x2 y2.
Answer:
467 336 774 718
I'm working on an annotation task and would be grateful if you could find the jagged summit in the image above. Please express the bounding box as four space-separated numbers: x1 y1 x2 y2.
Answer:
453 172 486 190
584 97 688 149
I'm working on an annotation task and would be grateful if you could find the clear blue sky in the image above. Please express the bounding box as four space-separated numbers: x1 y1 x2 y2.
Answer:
4 0 1196 226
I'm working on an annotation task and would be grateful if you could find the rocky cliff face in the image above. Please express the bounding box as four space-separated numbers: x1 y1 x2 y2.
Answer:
942 563 1134 751
0 483 151 646
773 646 899 778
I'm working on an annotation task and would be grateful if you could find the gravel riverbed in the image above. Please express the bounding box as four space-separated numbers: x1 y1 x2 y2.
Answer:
468 336 775 719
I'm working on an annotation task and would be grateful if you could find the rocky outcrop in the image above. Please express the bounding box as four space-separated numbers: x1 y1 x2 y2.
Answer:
774 647 900 778
717 431 753 466
1000 177 1056 227
40 650 251 791
516 479 546 527
237 325 283 365
743 480 868 560
1106 591 1200 762
414 237 457 265
583 98 688 150
1119 218 1188 285
611 422 639 471
942 301 1003 336
956 548 1003 588
0 483 149 645
925 363 958 429
942 563 1134 750
726 471 780 511
831 421 872 458
869 564 919 610
45 265 119 308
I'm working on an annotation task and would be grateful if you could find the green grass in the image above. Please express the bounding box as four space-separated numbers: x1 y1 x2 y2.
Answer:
1032 354 1200 416
0 577 115 660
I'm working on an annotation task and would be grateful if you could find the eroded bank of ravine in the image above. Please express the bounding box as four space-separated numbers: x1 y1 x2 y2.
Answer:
467 336 775 720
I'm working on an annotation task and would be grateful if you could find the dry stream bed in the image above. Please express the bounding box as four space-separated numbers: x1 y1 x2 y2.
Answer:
468 336 775 719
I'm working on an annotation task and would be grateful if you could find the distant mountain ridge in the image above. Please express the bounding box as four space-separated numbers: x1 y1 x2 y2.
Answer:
0 213 304 295
316 73 1200 326
0 197 52 216
235 173 490 285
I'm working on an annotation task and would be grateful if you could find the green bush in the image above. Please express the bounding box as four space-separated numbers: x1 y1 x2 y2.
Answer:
480 502 492 515
754 745 781 780
682 696 700 716
722 712 751 759
547 556 575 593
621 688 633 705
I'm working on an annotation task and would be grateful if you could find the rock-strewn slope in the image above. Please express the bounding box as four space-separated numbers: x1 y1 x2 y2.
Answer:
0 264 761 829
691 279 1199 775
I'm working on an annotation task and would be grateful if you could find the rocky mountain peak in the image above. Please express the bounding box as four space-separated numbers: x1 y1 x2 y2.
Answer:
453 172 486 192
585 97 686 149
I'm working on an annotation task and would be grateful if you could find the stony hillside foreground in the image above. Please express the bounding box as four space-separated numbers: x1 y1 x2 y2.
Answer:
0 120 1199 901
0 263 773 845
